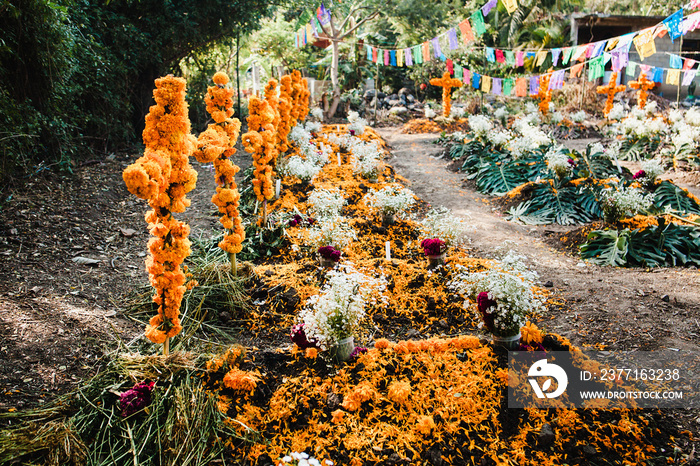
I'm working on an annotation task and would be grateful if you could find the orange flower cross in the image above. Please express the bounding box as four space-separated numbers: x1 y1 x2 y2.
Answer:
537 73 553 116
596 72 626 117
429 72 463 117
629 73 654 110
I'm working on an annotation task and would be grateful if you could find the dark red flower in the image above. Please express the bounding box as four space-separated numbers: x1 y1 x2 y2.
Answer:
318 246 341 261
349 130 356 136
349 346 368 359
476 291 496 332
290 323 318 349
420 83 427 90
567 158 576 167
120 381 155 417
420 238 446 256
633 169 646 180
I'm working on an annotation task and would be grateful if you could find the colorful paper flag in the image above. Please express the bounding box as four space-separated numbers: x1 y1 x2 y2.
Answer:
366 45 372 62
588 56 605 81
471 10 487 36
446 59 454 75
552 48 561 66
397 49 404 67
404 48 413 66
683 69 698 86
683 58 696 71
652 67 664 83
667 69 681 85
626 62 637 77
472 72 481 89
529 76 539 95
384 49 390 66
572 45 587 62
535 50 548 67
570 63 584 78
505 50 516 66
431 38 442 58
458 19 475 43
482 0 498 16
663 9 684 42
317 2 331 26
486 47 496 63
413 46 422 65
448 28 460 50
463 68 471 84
482 75 492 93
633 29 656 61
493 77 502 95
390 50 397 66
503 78 514 96
562 47 573 65
516 51 524 67
496 49 505 63
515 78 528 97
372 47 378 63
591 41 606 58
422 42 430 63
611 49 629 72
670 54 683 69
503 0 518 14
455 66 463 80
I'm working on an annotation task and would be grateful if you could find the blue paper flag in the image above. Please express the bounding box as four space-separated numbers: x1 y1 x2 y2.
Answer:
670 54 683 69
472 72 481 89
390 50 397 66
663 9 684 42
431 38 442 58
652 67 664 83
552 48 562 66
486 47 496 63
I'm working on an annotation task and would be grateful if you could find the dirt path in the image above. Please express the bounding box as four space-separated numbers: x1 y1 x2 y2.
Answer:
377 127 700 353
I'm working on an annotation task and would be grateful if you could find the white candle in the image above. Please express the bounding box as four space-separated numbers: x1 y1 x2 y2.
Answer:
385 241 391 260
275 179 281 198
337 124 341 133
337 153 342 165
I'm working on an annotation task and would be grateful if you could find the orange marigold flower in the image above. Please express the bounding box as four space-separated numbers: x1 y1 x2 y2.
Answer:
212 71 229 86
223 368 260 392
305 347 318 359
331 409 345 424
416 415 436 435
521 321 543 345
374 338 391 350
387 381 411 405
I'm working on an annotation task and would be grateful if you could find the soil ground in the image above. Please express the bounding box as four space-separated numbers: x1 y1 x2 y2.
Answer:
1 126 699 451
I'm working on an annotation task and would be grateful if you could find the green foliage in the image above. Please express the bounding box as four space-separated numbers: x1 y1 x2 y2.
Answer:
618 135 661 161
581 220 700 268
573 146 631 179
652 180 700 215
507 182 600 225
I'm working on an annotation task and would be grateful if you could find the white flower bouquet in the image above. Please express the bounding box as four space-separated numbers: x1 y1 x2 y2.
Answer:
363 184 416 217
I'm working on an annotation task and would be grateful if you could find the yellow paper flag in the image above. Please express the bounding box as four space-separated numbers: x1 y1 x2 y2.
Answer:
503 0 518 14
481 75 492 93
667 69 681 85
397 49 404 67
535 50 548 66
634 29 656 61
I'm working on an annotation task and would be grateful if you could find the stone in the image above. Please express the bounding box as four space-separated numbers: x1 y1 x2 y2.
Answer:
661 294 670 302
389 107 408 115
538 423 556 446
543 280 554 287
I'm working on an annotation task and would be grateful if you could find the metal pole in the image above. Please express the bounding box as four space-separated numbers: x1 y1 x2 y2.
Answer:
676 35 684 107
374 62 379 125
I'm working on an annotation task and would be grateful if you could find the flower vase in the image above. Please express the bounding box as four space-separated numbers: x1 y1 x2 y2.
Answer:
332 336 355 362
381 212 395 226
427 253 445 269
318 256 338 268
492 332 521 350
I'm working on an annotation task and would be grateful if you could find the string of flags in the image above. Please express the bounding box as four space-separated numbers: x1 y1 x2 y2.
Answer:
294 0 700 92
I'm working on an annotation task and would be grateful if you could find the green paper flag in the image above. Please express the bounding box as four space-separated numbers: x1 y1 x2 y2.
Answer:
503 78 514 96
627 62 637 77
471 10 486 36
588 56 605 81
505 50 515 67
414 46 422 64
455 66 463 79
562 47 573 66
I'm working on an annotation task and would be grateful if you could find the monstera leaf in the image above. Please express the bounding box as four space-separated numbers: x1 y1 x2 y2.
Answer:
450 139 484 161
475 159 530 195
508 182 600 225
580 229 631 266
653 180 700 215
574 147 630 179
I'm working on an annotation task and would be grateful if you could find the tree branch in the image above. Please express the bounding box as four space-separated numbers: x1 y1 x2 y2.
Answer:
338 11 379 40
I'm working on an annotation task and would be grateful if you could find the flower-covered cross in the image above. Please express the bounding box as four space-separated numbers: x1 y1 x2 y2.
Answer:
429 71 463 117
629 73 654 110
537 73 552 116
596 72 626 117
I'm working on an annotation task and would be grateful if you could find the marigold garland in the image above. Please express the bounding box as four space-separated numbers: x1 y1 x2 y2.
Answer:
278 76 294 155
429 72 463 118
193 71 245 263
243 95 277 222
537 73 552 116
597 72 626 117
289 70 310 126
122 75 198 351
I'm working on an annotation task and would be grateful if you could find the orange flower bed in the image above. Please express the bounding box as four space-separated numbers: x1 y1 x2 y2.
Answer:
402 118 470 134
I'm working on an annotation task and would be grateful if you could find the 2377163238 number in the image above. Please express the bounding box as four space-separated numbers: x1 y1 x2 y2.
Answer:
599 368 681 382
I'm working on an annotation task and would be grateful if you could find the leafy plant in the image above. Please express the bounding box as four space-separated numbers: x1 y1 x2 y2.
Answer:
508 182 600 225
652 180 700 215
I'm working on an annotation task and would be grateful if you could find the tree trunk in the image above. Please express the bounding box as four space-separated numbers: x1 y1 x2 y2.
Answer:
326 39 342 119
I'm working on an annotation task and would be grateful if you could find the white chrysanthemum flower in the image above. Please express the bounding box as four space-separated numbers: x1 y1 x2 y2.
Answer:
645 117 667 134
311 107 324 121
308 187 345 219
550 111 564 124
348 117 368 135
487 130 511 147
280 155 321 182
602 140 622 160
640 158 665 180
350 140 382 179
601 185 654 222
644 100 658 115
588 142 605 155
450 105 466 119
421 207 472 246
363 184 416 216
668 109 684 123
524 102 538 114
300 265 386 349
468 114 493 137
347 110 360 123
570 110 587 123
449 249 544 336
685 107 700 126
424 106 437 119
607 103 626 121
545 146 572 178
289 124 312 146
494 107 509 121
308 216 356 250
305 121 322 134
